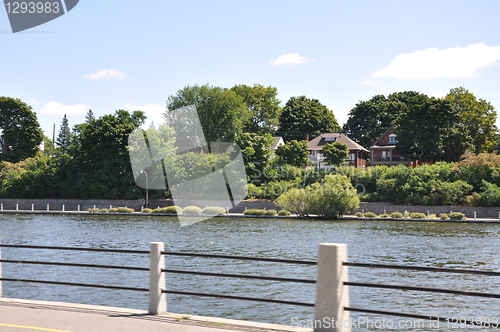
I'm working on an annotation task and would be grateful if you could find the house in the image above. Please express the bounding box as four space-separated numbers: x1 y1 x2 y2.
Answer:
271 136 285 150
307 133 368 169
370 126 411 166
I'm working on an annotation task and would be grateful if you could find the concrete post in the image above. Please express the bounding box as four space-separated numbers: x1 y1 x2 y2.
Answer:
1 204 3 211
474 211 477 221
149 242 166 315
62 205 65 212
78 205 80 212
47 204 49 211
32 203 34 211
16 204 18 211
314 243 350 332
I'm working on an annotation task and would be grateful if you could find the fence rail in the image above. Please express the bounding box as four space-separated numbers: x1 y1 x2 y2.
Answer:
2 242 500 331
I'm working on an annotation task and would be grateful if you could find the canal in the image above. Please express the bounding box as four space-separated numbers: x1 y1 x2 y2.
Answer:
1 214 500 331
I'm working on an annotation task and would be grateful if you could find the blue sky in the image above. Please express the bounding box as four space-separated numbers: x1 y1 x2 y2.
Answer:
2 0 500 138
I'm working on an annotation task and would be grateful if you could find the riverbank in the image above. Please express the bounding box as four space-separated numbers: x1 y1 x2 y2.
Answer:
1 209 500 223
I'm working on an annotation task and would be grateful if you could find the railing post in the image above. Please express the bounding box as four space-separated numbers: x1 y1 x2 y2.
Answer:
149 242 166 315
314 243 350 332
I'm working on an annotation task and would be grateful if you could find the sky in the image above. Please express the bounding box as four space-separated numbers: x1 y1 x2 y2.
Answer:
2 0 500 139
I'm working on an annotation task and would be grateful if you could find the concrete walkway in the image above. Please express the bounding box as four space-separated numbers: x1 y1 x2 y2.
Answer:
0 298 310 332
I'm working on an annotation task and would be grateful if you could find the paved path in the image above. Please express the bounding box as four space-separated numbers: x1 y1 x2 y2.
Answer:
0 299 310 332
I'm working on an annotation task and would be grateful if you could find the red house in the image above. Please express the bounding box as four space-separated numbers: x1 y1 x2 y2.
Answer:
307 133 368 169
370 126 411 166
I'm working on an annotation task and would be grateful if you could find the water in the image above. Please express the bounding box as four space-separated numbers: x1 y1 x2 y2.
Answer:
2 214 500 331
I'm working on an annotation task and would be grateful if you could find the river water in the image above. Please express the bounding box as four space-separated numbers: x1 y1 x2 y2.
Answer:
1 214 500 331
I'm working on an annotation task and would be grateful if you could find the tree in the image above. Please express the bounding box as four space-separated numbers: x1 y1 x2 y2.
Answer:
234 133 275 182
275 140 311 167
275 174 359 219
56 114 71 154
277 96 340 141
343 91 425 148
165 84 251 143
85 109 95 123
231 84 282 134
323 142 349 166
445 87 497 153
0 97 43 163
394 96 472 162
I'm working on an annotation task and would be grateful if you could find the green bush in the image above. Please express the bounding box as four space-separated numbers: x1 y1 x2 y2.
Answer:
109 208 118 213
183 206 202 214
463 192 482 206
142 208 153 213
116 207 135 213
379 214 389 218
87 208 99 212
275 174 359 219
201 206 226 215
99 209 109 213
266 209 277 216
409 212 426 219
355 212 364 217
449 212 466 220
480 181 500 206
363 212 378 218
278 209 291 216
403 210 410 218
440 213 448 220
152 207 168 213
390 212 403 218
428 214 437 219
165 206 183 214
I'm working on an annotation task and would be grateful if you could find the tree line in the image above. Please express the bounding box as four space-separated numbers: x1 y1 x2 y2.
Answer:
0 84 497 200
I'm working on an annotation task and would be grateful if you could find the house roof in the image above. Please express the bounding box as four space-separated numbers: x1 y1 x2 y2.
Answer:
370 125 395 147
271 136 284 150
307 133 369 152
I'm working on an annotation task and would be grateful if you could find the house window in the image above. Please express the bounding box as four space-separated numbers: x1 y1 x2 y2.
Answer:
388 134 398 144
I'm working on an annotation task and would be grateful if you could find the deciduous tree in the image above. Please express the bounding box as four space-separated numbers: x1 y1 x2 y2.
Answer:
275 140 311 167
323 142 349 166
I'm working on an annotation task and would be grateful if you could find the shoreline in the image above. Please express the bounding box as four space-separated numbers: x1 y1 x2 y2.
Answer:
1 209 500 224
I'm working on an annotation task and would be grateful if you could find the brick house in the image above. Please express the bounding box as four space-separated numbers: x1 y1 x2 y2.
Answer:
307 133 368 169
370 126 411 166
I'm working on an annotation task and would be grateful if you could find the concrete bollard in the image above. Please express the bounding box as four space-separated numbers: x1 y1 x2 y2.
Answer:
362 209 364 214
474 211 477 221
314 243 350 332
16 204 18 211
47 204 49 211
93 205 96 210
1 204 3 211
110 205 112 209
149 242 166 315
32 204 34 211
78 205 80 212
62 205 65 212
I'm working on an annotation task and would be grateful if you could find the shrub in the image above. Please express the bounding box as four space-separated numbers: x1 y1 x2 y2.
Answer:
449 212 466 220
278 209 291 216
440 213 448 220
87 208 99 213
379 214 389 218
403 210 410 218
99 209 109 213
142 208 153 213
363 212 378 218
409 212 426 219
152 207 168 213
201 206 226 215
355 212 364 217
244 209 265 215
266 209 277 216
390 212 403 218
428 214 437 219
116 207 135 213
275 174 359 219
109 208 118 213
165 206 183 214
183 206 202 214
480 181 500 206
359 192 383 202
463 192 482 207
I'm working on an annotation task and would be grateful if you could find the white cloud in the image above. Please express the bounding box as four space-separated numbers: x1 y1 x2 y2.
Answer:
329 106 352 126
122 102 164 126
39 101 90 116
366 43 500 83
269 53 314 66
84 69 129 80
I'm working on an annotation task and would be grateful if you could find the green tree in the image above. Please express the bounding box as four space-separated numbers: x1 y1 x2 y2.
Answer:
234 132 275 182
85 109 95 123
56 114 71 154
275 140 311 167
343 91 425 148
395 95 472 162
231 84 282 134
165 84 251 143
445 87 497 153
0 97 43 163
323 142 349 166
275 174 359 219
277 96 340 141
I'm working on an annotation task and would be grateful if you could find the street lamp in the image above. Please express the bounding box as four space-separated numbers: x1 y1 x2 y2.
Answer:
141 170 148 209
